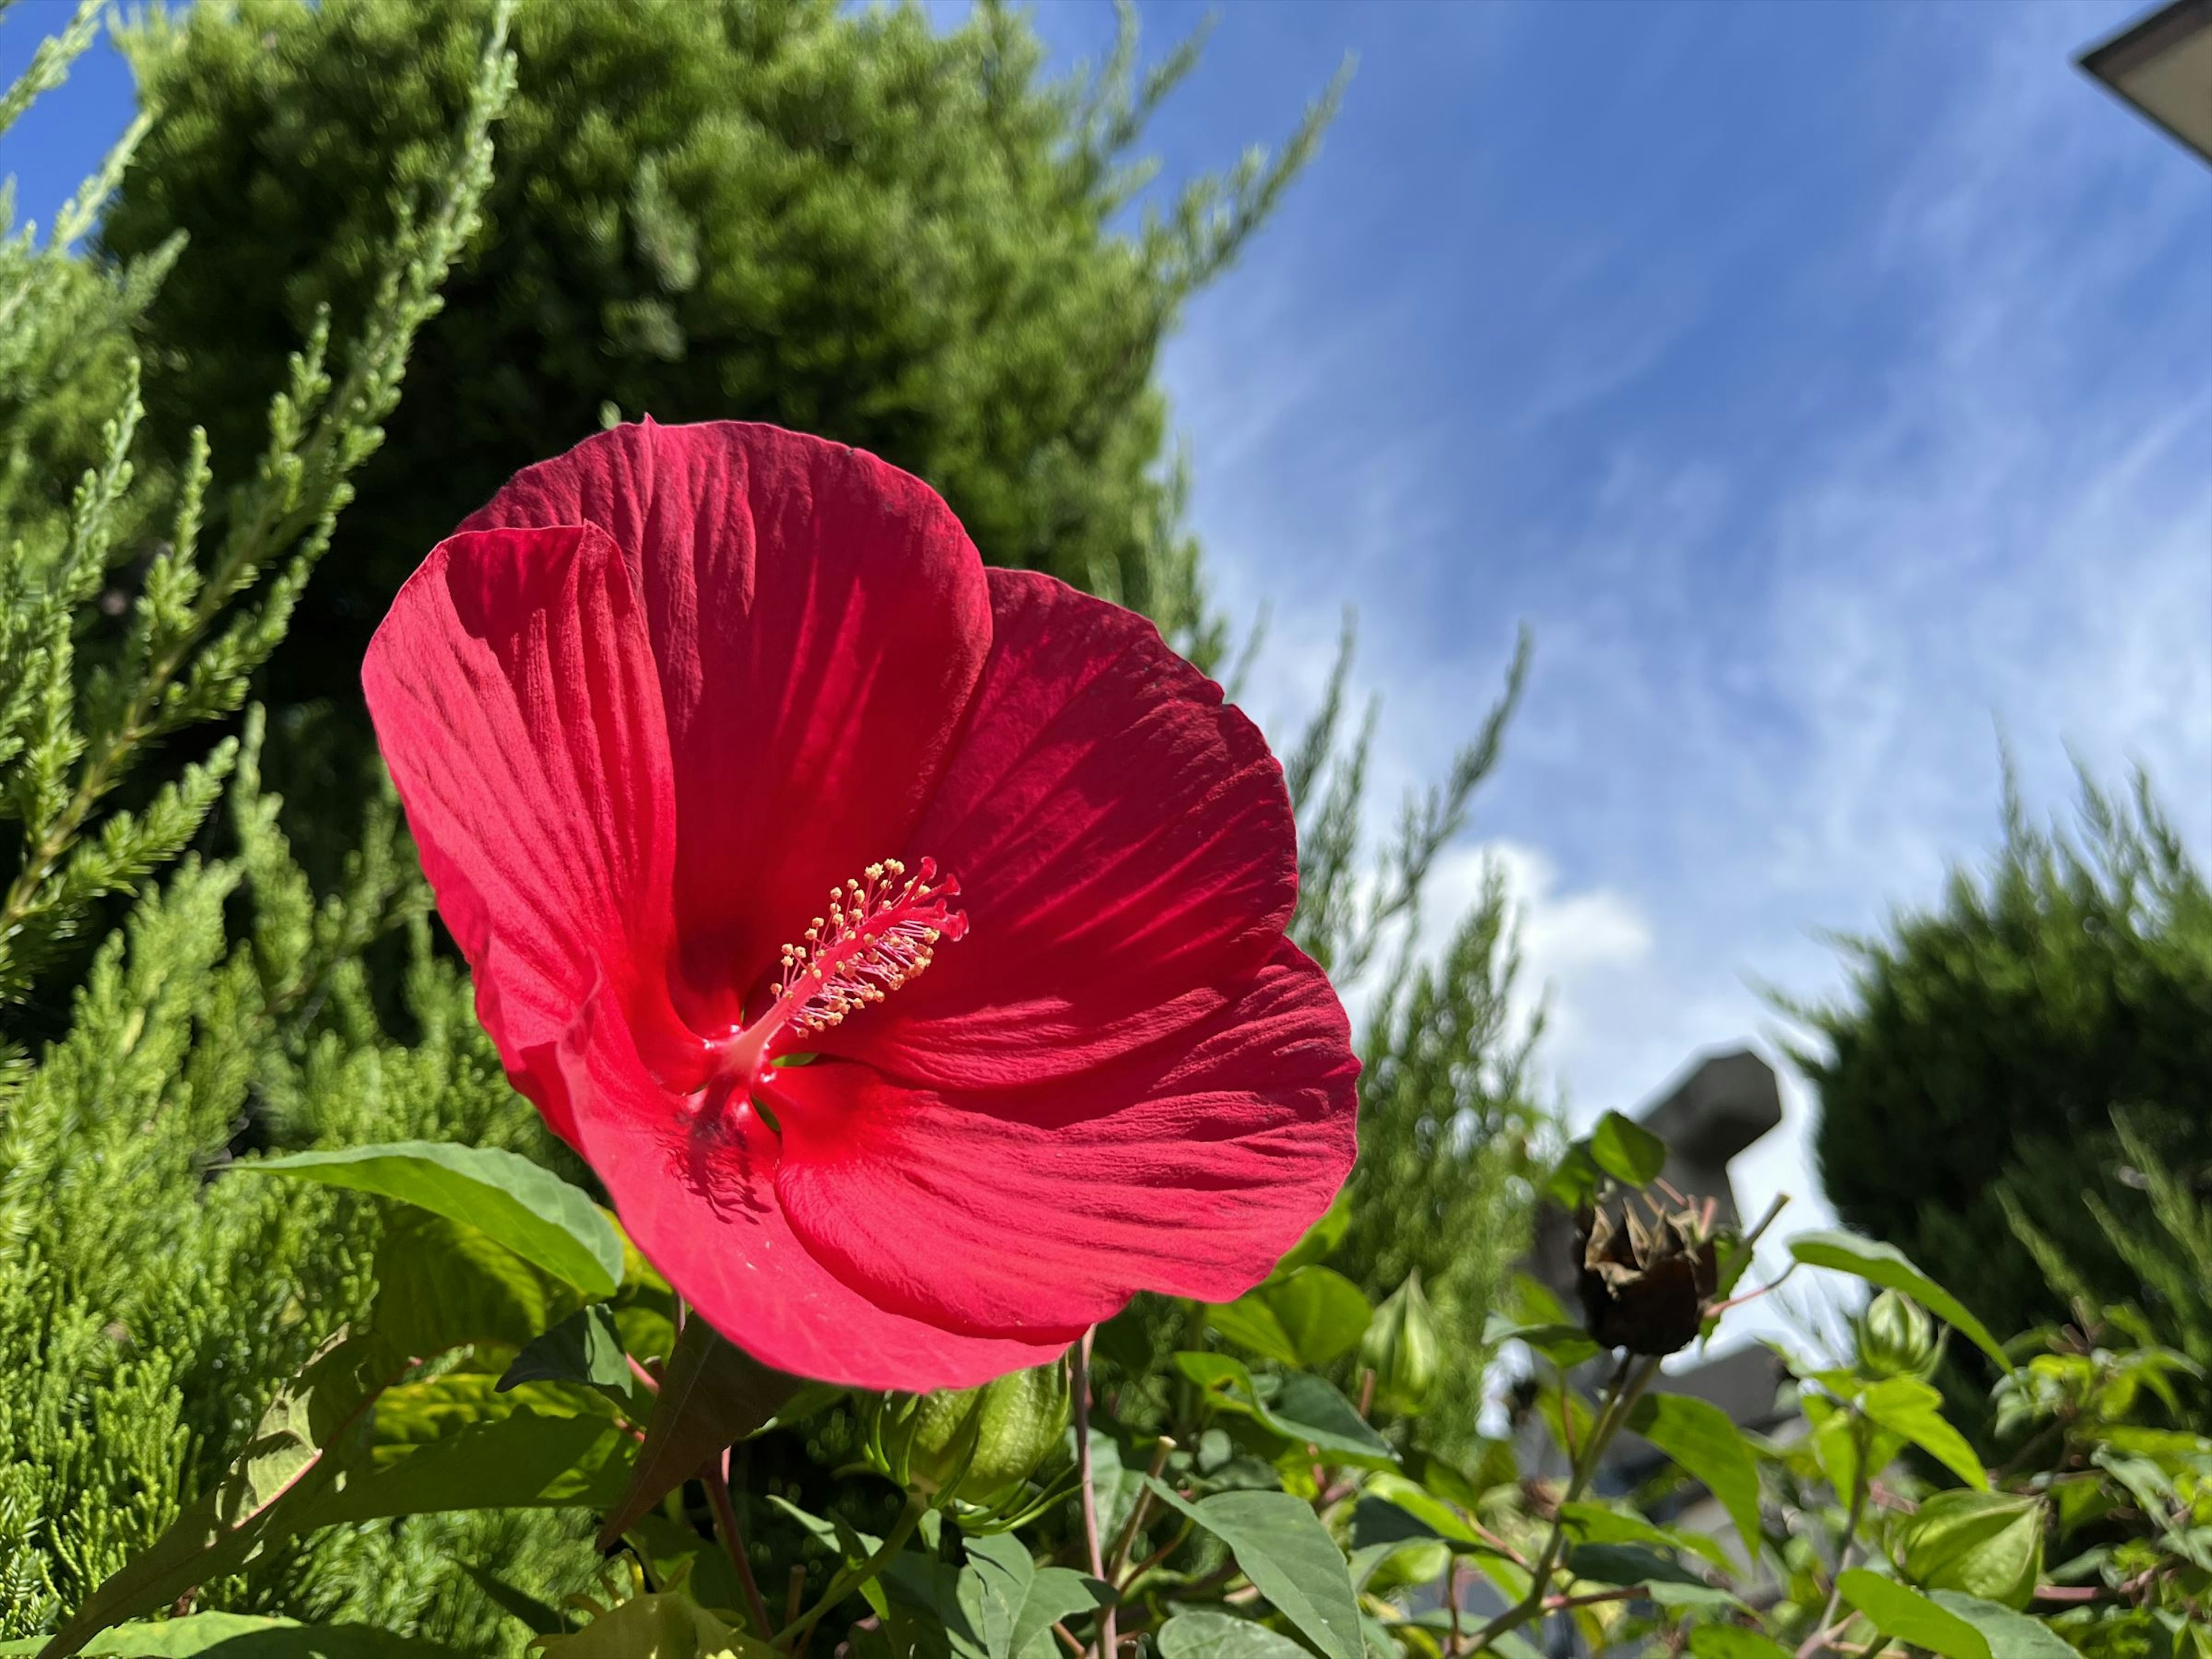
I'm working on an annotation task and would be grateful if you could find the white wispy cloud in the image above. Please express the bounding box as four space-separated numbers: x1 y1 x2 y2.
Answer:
1147 0 2211 1351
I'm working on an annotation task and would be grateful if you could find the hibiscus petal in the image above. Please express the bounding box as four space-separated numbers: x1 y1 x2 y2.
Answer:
461 420 991 1028
555 978 1080 1391
828 569 1298 1086
363 522 680 1145
771 939 1358 1335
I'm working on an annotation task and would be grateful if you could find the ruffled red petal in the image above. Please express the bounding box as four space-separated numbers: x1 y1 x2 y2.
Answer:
825 570 1298 1086
767 938 1357 1334
363 524 681 1145
555 979 1079 1390
463 421 991 1028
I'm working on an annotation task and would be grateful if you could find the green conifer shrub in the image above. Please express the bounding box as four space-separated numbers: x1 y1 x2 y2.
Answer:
1791 770 2212 1395
1283 623 1548 1455
0 6 604 1638
101 0 1342 719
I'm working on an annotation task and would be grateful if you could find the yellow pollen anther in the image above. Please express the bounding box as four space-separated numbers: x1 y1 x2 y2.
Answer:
764 857 967 1040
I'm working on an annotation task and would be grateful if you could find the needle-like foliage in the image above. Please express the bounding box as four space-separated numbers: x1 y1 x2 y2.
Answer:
0 6 597 1638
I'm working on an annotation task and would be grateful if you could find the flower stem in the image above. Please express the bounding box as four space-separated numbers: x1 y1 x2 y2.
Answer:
1797 1423 1871 1659
1074 1330 1119 1659
703 1448 774 1640
775 1495 926 1653
1464 1350 1662 1653
1109 1437 1175 1582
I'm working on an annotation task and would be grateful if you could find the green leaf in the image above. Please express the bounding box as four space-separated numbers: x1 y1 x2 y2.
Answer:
1588 1111 1667 1187
1205 1300 1302 1368
595 1314 806 1548
961 1533 1109 1659
2 1617 457 1658
1856 1378 1990 1491
1541 1143 1603 1210
1836 1570 1991 1659
1172 1354 1394 1469
1271 1188 1352 1278
457 1563 570 1638
884 1551 985 1659
623 1514 754 1627
1787 1231 2010 1371
1625 1393 1764 1567
1685 1629 1792 1659
536 1593 773 1659
1145 1480 1363 1659
306 1406 634 1523
1925 1593 2078 1659
498 1303 642 1411
1478 1316 1600 1370
1266 1268 1373 1367
33 1331 403 1657
1348 1537 1449 1593
1355 1475 1484 1550
1207 1268 1372 1369
242 1140 623 1298
1156 1613 1314 1659
1557 1501 1732 1573
1900 1491 2044 1609
1562 1542 1709 1591
369 1207 582 1360
1269 1374 1394 1468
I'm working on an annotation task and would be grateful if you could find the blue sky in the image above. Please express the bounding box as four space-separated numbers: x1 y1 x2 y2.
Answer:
6 0 2209 1343
1026 0 2212 1330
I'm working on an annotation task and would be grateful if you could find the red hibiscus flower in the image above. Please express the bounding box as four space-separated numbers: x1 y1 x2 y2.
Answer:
363 420 1358 1389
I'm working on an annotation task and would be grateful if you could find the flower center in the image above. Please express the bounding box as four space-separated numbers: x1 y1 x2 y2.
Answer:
712 857 965 1093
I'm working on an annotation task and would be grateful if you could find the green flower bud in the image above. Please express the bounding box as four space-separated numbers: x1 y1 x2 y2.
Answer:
1360 1270 1441 1416
1856 1289 1940 1381
866 1359 1070 1503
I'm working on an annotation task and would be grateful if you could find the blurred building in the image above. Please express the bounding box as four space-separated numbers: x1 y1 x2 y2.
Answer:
2079 0 2212 164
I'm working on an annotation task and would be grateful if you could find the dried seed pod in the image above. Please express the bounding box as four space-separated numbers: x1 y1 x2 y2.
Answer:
1575 1200 1720 1355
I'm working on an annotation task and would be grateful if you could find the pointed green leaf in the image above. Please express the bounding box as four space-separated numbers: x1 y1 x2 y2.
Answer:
1836 1570 1991 1659
1145 1480 1362 1659
1557 1501 1732 1573
1156 1613 1315 1659
1479 1317 1600 1370
1625 1393 1765 1566
34 1332 402 1658
1588 1111 1666 1186
458 1562 569 1638
1172 1354 1394 1469
241 1140 622 1298
536 1593 774 1659
1266 1269 1373 1367
1562 1541 1710 1591
1856 1378 1990 1491
1925 1592 2077 1659
3 1616 459 1657
1685 1629 1792 1659
1355 1475 1483 1550
306 1406 634 1522
963 1534 1109 1659
1207 1268 1371 1369
594 1315 805 1548
1787 1232 2009 1371
498 1303 641 1411
369 1207 582 1359
1270 1188 1351 1278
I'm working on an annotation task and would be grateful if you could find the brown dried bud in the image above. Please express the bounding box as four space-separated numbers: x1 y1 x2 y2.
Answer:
1574 1202 1720 1355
